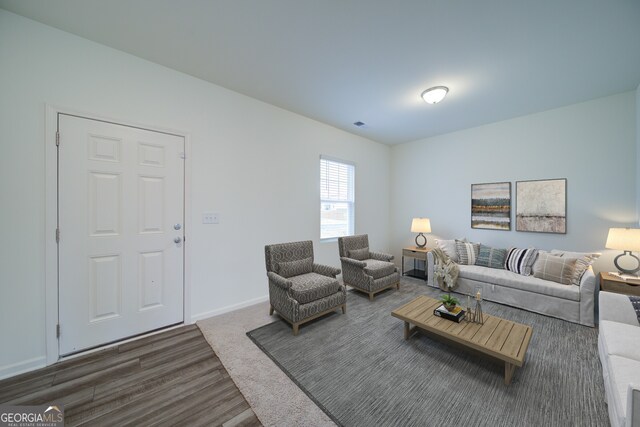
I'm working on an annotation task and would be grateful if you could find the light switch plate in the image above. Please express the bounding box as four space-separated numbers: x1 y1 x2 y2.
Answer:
202 212 219 224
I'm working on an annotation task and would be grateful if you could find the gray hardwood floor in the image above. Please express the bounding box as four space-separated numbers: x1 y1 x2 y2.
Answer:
0 324 262 427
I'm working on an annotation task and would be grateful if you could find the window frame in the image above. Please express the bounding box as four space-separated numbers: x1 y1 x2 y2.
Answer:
319 155 355 242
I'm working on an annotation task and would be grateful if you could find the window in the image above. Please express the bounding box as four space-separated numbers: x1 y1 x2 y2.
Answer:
320 156 355 240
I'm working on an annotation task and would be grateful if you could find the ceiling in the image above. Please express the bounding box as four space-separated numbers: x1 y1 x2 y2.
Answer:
2 0 639 145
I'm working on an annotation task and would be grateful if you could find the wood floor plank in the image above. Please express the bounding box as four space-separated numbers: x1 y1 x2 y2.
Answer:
65 359 223 426
0 374 56 403
92 345 215 401
154 379 239 427
0 325 261 427
0 348 119 389
88 371 221 426
222 408 261 427
117 324 198 353
5 359 141 405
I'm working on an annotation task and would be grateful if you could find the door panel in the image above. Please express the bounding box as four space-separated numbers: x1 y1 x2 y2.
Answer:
58 114 184 355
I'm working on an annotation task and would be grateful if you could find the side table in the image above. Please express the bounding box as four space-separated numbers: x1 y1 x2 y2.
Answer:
402 246 431 280
600 272 640 297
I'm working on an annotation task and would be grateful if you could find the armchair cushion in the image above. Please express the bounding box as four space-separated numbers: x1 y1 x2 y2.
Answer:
289 273 341 304
277 257 313 278
364 259 397 280
349 247 370 261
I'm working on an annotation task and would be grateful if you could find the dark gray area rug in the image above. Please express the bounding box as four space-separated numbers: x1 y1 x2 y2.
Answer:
247 277 608 427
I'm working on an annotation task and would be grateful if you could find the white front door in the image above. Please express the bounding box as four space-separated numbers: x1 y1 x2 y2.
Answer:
58 114 184 355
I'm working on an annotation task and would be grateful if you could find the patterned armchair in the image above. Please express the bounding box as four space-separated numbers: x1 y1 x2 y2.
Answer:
265 240 346 335
338 234 400 300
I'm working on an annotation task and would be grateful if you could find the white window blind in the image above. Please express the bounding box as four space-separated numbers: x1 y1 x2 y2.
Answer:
320 156 355 239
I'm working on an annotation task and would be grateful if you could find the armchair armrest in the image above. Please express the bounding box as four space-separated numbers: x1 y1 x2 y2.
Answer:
599 290 640 326
369 251 394 262
578 267 596 327
267 271 292 290
313 263 341 278
340 257 367 268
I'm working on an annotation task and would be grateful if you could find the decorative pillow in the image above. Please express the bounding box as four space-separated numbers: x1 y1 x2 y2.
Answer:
504 247 539 276
532 252 578 285
475 245 507 269
435 239 459 262
550 250 601 286
277 257 313 278
348 247 370 261
455 240 480 265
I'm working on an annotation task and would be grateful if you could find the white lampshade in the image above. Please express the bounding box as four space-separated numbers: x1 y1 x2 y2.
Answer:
411 218 432 233
421 86 449 104
606 228 640 252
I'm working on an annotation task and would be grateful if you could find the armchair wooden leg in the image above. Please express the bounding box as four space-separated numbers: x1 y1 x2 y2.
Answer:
269 305 274 316
369 293 374 301
396 282 400 290
341 304 346 314
292 323 300 336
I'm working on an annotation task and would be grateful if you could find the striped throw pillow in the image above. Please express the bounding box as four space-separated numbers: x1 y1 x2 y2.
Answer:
504 247 538 276
532 252 577 285
455 240 480 265
550 250 600 286
475 245 507 269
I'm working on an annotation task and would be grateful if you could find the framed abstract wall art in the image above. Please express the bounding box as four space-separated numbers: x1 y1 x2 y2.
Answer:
516 178 566 234
471 182 511 230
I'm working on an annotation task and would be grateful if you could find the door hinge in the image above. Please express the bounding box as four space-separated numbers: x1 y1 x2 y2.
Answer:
55 131 60 147
56 324 61 338
56 228 60 243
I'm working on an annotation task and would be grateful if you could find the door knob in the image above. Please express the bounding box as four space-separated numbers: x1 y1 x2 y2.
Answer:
174 224 182 230
174 237 182 244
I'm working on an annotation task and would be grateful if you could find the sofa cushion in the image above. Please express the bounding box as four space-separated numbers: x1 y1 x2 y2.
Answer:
277 257 313 278
504 247 538 276
475 245 507 269
457 264 580 301
532 252 577 285
550 250 600 286
599 320 640 361
456 240 480 265
364 259 396 279
288 272 340 304
349 247 370 261
607 355 640 425
436 239 459 262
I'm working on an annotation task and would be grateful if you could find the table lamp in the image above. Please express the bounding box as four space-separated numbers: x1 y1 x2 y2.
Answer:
411 218 431 248
605 227 640 275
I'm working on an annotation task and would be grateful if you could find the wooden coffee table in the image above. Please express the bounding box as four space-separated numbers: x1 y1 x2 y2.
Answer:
391 295 533 385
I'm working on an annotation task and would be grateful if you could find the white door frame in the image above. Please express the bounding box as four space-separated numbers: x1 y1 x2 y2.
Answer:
44 104 192 365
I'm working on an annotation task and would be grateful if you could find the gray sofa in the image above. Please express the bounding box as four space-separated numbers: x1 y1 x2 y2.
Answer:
426 251 596 327
599 291 640 427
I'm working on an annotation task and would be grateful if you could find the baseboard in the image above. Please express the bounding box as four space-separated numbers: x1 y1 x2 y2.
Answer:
191 295 269 322
0 356 46 381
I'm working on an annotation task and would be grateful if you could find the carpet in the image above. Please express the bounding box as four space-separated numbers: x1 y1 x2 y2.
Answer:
247 277 609 427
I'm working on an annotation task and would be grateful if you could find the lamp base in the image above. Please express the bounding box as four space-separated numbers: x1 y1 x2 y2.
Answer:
415 233 427 248
614 251 640 275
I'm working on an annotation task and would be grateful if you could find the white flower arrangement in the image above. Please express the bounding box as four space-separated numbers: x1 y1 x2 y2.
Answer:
434 262 455 290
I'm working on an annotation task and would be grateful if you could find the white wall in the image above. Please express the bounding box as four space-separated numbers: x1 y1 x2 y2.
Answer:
637 83 640 224
0 10 390 378
390 92 636 273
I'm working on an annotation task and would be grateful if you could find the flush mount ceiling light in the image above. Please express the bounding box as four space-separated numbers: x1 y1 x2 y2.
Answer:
421 86 449 104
